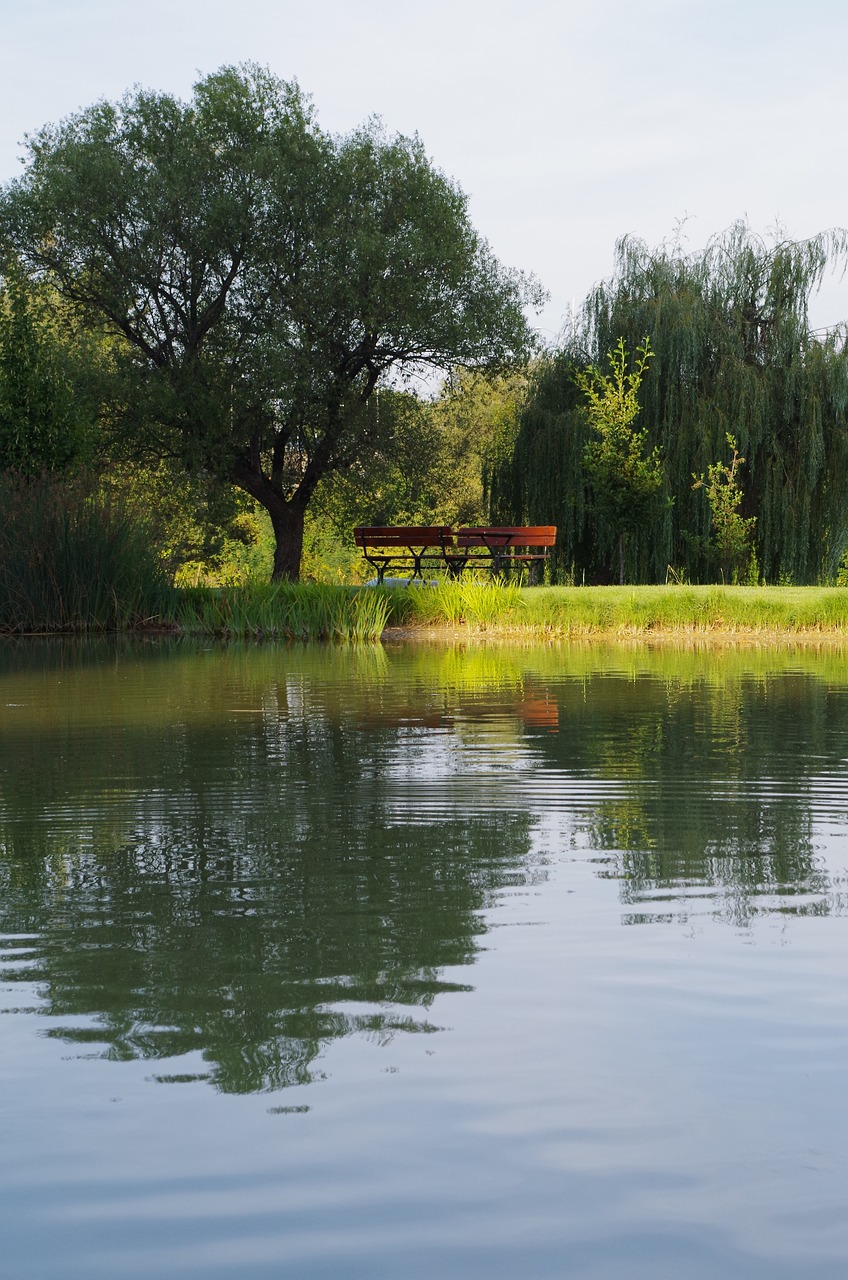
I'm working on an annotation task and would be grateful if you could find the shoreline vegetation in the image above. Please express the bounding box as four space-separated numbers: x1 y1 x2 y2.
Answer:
6 579 848 643
8 70 848 636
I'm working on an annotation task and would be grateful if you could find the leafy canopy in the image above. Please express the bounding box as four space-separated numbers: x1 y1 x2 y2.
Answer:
0 65 545 578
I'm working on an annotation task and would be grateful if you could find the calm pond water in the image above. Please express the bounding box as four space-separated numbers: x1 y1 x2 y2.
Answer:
3 637 848 1279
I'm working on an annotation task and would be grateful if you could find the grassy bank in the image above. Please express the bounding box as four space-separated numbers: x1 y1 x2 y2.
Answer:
7 468 846 641
382 580 848 638
8 573 848 642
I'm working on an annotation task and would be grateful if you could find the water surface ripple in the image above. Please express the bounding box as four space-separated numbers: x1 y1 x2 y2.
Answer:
2 639 848 1278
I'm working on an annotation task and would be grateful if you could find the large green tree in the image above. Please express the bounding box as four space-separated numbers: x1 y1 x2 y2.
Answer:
495 223 848 584
0 65 543 579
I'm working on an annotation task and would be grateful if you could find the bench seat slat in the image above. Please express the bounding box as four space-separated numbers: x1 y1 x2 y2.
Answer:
355 526 453 548
454 526 556 549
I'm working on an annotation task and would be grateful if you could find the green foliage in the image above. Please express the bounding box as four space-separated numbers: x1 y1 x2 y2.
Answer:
1 64 543 580
311 373 528 549
301 509 368 584
435 369 529 525
209 506 274 585
494 222 848 583
173 582 391 641
384 577 525 629
574 337 662 583
0 268 98 474
0 472 172 630
104 460 274 586
692 433 757 582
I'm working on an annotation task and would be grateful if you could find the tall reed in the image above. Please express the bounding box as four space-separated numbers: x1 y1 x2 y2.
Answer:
0 472 172 631
173 582 391 641
385 577 525 629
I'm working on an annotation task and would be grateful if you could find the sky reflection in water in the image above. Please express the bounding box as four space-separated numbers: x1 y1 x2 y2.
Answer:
2 638 848 1279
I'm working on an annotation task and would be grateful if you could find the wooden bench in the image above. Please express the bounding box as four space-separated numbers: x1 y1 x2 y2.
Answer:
448 527 557 582
354 525 557 585
353 526 453 585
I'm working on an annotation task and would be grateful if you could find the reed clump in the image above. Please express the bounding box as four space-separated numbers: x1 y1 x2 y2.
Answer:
0 472 173 632
173 581 391 642
385 576 525 630
0 471 391 641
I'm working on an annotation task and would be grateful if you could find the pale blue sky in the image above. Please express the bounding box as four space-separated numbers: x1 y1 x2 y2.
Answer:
2 0 847 339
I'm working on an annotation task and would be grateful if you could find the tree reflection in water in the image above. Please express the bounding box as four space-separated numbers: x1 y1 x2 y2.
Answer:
2 638 848 1091
0 640 538 1092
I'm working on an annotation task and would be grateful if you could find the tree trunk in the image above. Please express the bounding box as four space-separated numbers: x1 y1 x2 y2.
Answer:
231 455 311 582
270 504 306 581
618 532 625 586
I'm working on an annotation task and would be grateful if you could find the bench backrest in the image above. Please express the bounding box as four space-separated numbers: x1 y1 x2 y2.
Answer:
354 525 454 548
454 526 557 549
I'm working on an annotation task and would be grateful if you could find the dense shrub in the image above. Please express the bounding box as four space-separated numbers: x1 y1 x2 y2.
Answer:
0 472 173 631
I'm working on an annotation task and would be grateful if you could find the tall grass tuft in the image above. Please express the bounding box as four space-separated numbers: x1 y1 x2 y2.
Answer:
0 472 173 632
385 577 525 629
174 582 391 642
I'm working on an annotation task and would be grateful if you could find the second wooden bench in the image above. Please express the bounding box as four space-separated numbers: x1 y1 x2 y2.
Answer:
446 527 557 582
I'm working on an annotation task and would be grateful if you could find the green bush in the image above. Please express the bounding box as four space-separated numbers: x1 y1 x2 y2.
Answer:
173 582 391 642
0 472 173 631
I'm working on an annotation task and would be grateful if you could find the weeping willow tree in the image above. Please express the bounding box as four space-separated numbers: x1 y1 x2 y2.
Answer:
492 222 848 583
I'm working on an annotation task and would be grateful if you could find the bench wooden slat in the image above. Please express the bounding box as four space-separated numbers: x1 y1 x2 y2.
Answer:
454 526 557 549
354 526 453 548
